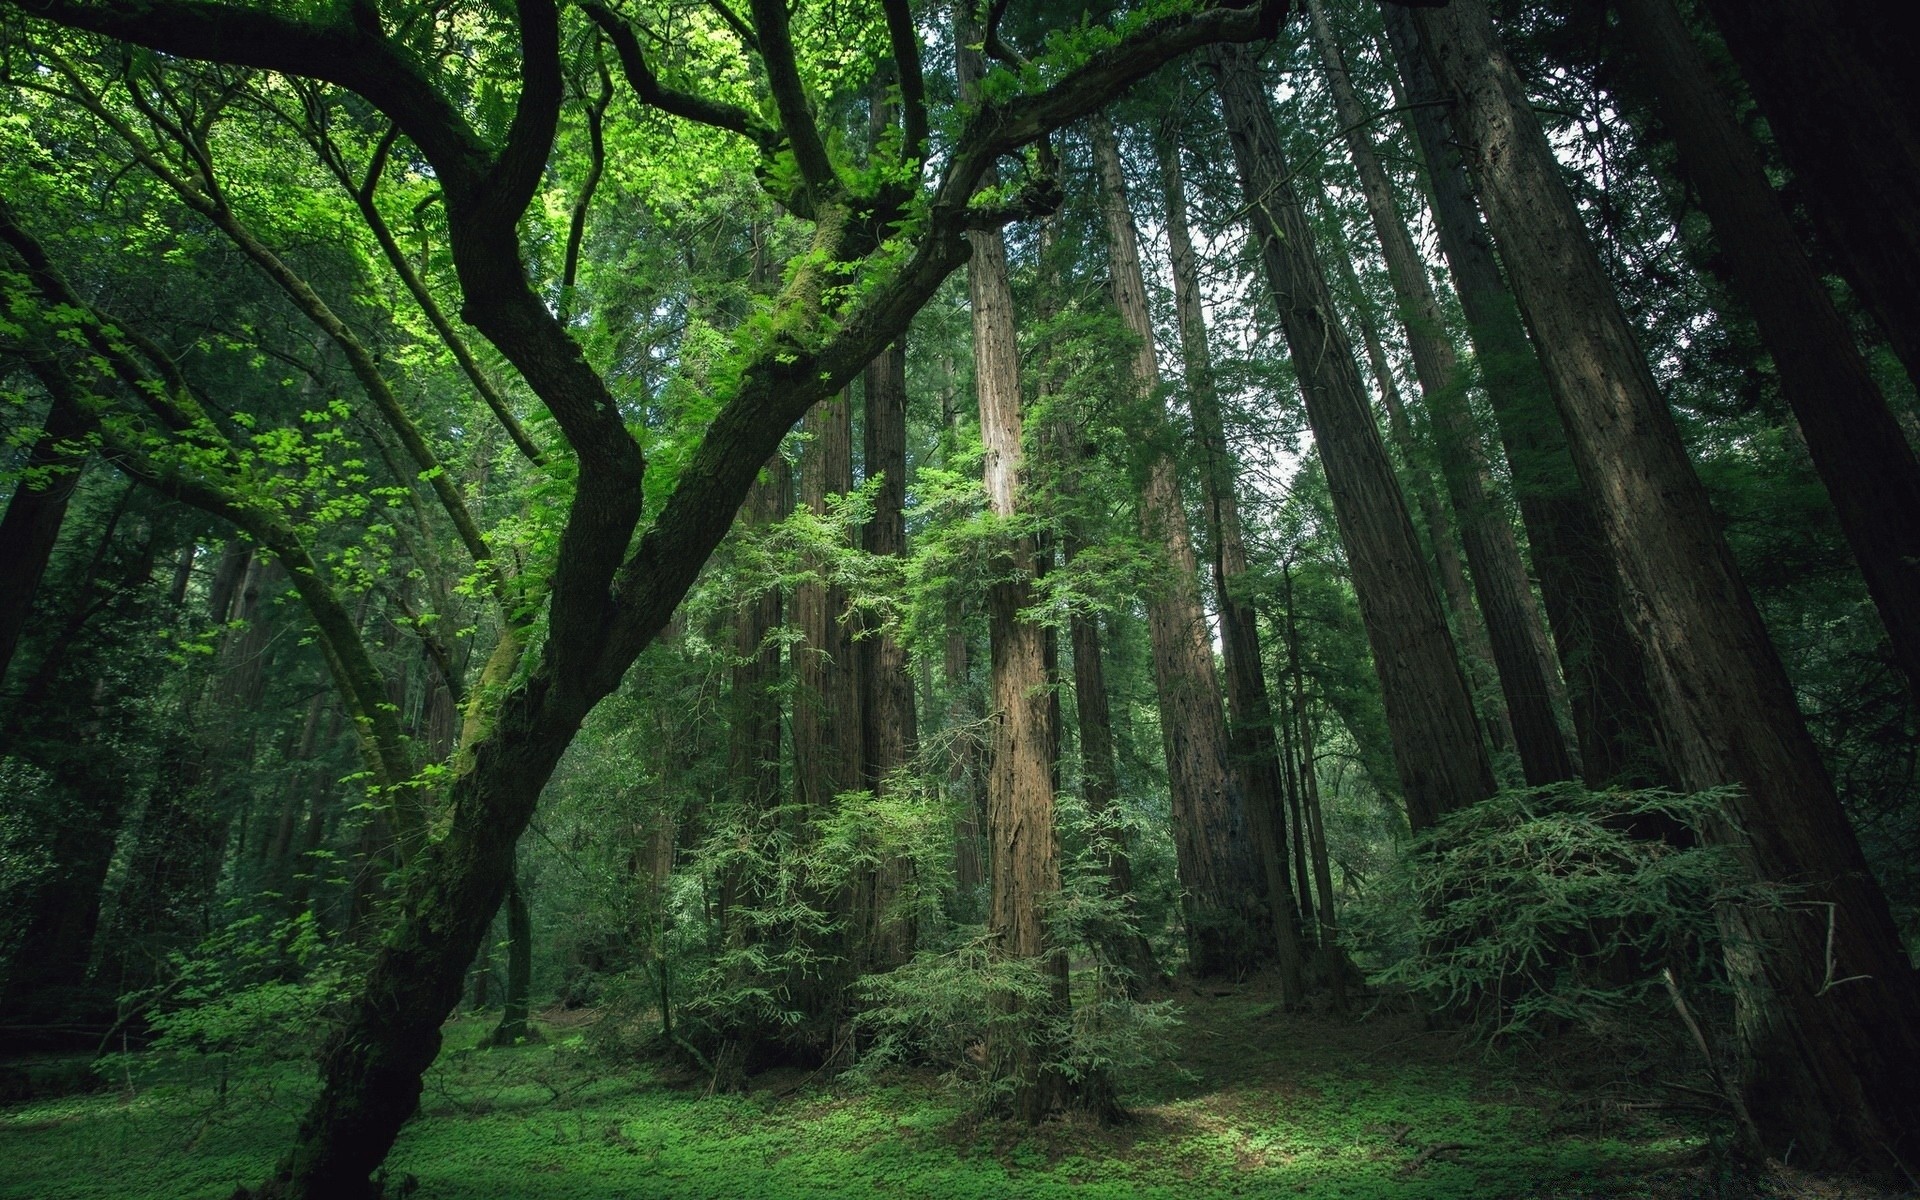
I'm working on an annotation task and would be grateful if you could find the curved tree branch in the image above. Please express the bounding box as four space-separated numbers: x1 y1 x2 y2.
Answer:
579 1 775 150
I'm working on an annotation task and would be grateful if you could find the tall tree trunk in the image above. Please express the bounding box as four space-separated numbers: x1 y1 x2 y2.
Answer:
955 23 1074 1119
1380 3 1668 788
1208 44 1496 833
1160 134 1307 1000
1308 0 1572 787
791 388 862 1042
1692 0 1920 393
968 213 1072 1122
0 391 89 684
1323 226 1514 760
487 872 532 1045
1616 0 1920 702
793 388 862 814
1035 206 1163 993
1412 0 1920 1166
1090 113 1268 977
944 600 987 918
722 456 790 941
859 341 919 970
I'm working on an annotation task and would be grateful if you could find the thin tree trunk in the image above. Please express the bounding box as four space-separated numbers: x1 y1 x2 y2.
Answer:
488 872 532 1044
859 340 919 970
1616 0 1920 702
1208 44 1496 833
1308 0 1571 786
1090 113 1268 977
1413 0 1920 1166
1160 135 1307 1000
1380 3 1668 787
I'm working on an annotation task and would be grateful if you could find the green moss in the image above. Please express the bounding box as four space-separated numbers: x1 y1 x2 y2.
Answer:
0 1010 1695 1200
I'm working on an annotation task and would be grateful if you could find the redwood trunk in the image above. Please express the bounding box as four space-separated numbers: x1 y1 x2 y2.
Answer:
1160 136 1306 1000
968 208 1071 1120
1617 0 1920 701
1413 0 1920 1165
859 340 919 969
959 24 1071 1118
1309 0 1571 786
1209 44 1496 833
1091 114 1268 976
1381 2 1667 787
1694 0 1920 393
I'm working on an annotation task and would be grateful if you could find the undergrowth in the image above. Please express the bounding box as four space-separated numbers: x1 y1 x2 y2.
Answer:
2 992 1729 1200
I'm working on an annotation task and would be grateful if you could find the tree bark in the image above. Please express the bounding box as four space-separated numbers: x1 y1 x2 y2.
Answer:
487 872 532 1045
722 456 789 941
1380 2 1668 787
1413 0 1920 1166
1090 113 1268 977
1616 0 1920 702
0 391 89 684
859 340 919 970
1692 0 1920 394
1209 44 1496 834
967 203 1072 1123
1160 135 1306 1000
1309 0 1572 787
955 21 1073 1116
790 387 862 1040
1323 225 1514 760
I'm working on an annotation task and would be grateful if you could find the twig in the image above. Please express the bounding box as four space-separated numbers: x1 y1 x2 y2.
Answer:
1660 967 1766 1162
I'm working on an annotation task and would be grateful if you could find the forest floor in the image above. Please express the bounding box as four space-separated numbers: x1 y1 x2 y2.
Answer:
0 973 1907 1200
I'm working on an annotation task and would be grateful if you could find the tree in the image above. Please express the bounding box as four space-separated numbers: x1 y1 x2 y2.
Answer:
1306 0 1571 786
1090 111 1269 978
1 0 1297 1191
1614 0 1920 703
1378 2 1668 788
1159 127 1308 999
1692 0 1920 394
1410 0 1920 1165
1208 41 1495 834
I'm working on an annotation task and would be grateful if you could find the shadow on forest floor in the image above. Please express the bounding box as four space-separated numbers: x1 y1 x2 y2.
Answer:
0 973 1907 1200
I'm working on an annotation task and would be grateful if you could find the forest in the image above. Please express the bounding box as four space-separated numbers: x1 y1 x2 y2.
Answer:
1 0 1916 1196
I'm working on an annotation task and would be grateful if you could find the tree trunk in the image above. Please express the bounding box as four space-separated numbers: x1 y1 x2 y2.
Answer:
0 390 89 684
967 208 1073 1121
1160 135 1307 1000
793 388 862 815
1308 0 1572 787
790 387 862 1040
1323 226 1514 760
1380 2 1668 787
1090 113 1268 977
1412 0 1920 1166
1692 0 1920 393
955 23 1073 1118
722 456 789 942
1616 0 1920 702
859 340 919 970
488 872 532 1045
1208 43 1496 833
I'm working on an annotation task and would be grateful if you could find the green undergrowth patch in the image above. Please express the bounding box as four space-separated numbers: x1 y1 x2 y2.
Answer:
2 994 1704 1200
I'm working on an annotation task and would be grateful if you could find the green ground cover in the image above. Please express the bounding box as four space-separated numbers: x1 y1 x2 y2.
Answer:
0 985 1760 1200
